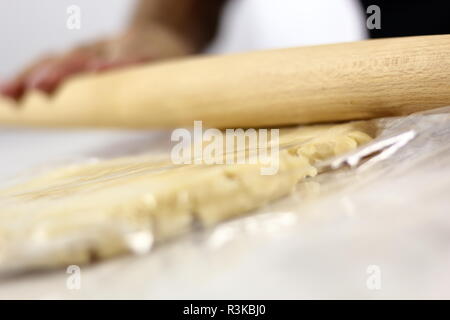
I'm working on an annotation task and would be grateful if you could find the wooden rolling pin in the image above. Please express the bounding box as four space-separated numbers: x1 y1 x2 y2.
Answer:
0 34 449 128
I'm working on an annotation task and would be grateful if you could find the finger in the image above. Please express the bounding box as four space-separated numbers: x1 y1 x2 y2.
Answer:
0 79 25 101
26 53 92 94
26 64 61 94
0 56 56 101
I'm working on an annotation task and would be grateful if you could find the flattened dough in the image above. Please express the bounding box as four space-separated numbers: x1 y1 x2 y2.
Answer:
0 122 374 270
2 35 450 128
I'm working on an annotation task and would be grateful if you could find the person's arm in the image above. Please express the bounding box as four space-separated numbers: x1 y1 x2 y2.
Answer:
130 0 228 52
0 0 229 101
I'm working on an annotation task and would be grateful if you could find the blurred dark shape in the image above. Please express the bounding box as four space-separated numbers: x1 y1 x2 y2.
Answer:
359 0 450 38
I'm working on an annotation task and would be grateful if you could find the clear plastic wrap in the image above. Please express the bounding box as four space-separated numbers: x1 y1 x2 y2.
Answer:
0 107 449 299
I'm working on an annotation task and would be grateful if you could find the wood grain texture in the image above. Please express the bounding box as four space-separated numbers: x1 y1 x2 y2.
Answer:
0 34 449 128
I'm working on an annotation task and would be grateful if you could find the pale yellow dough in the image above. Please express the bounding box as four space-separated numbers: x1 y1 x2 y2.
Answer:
0 122 374 270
